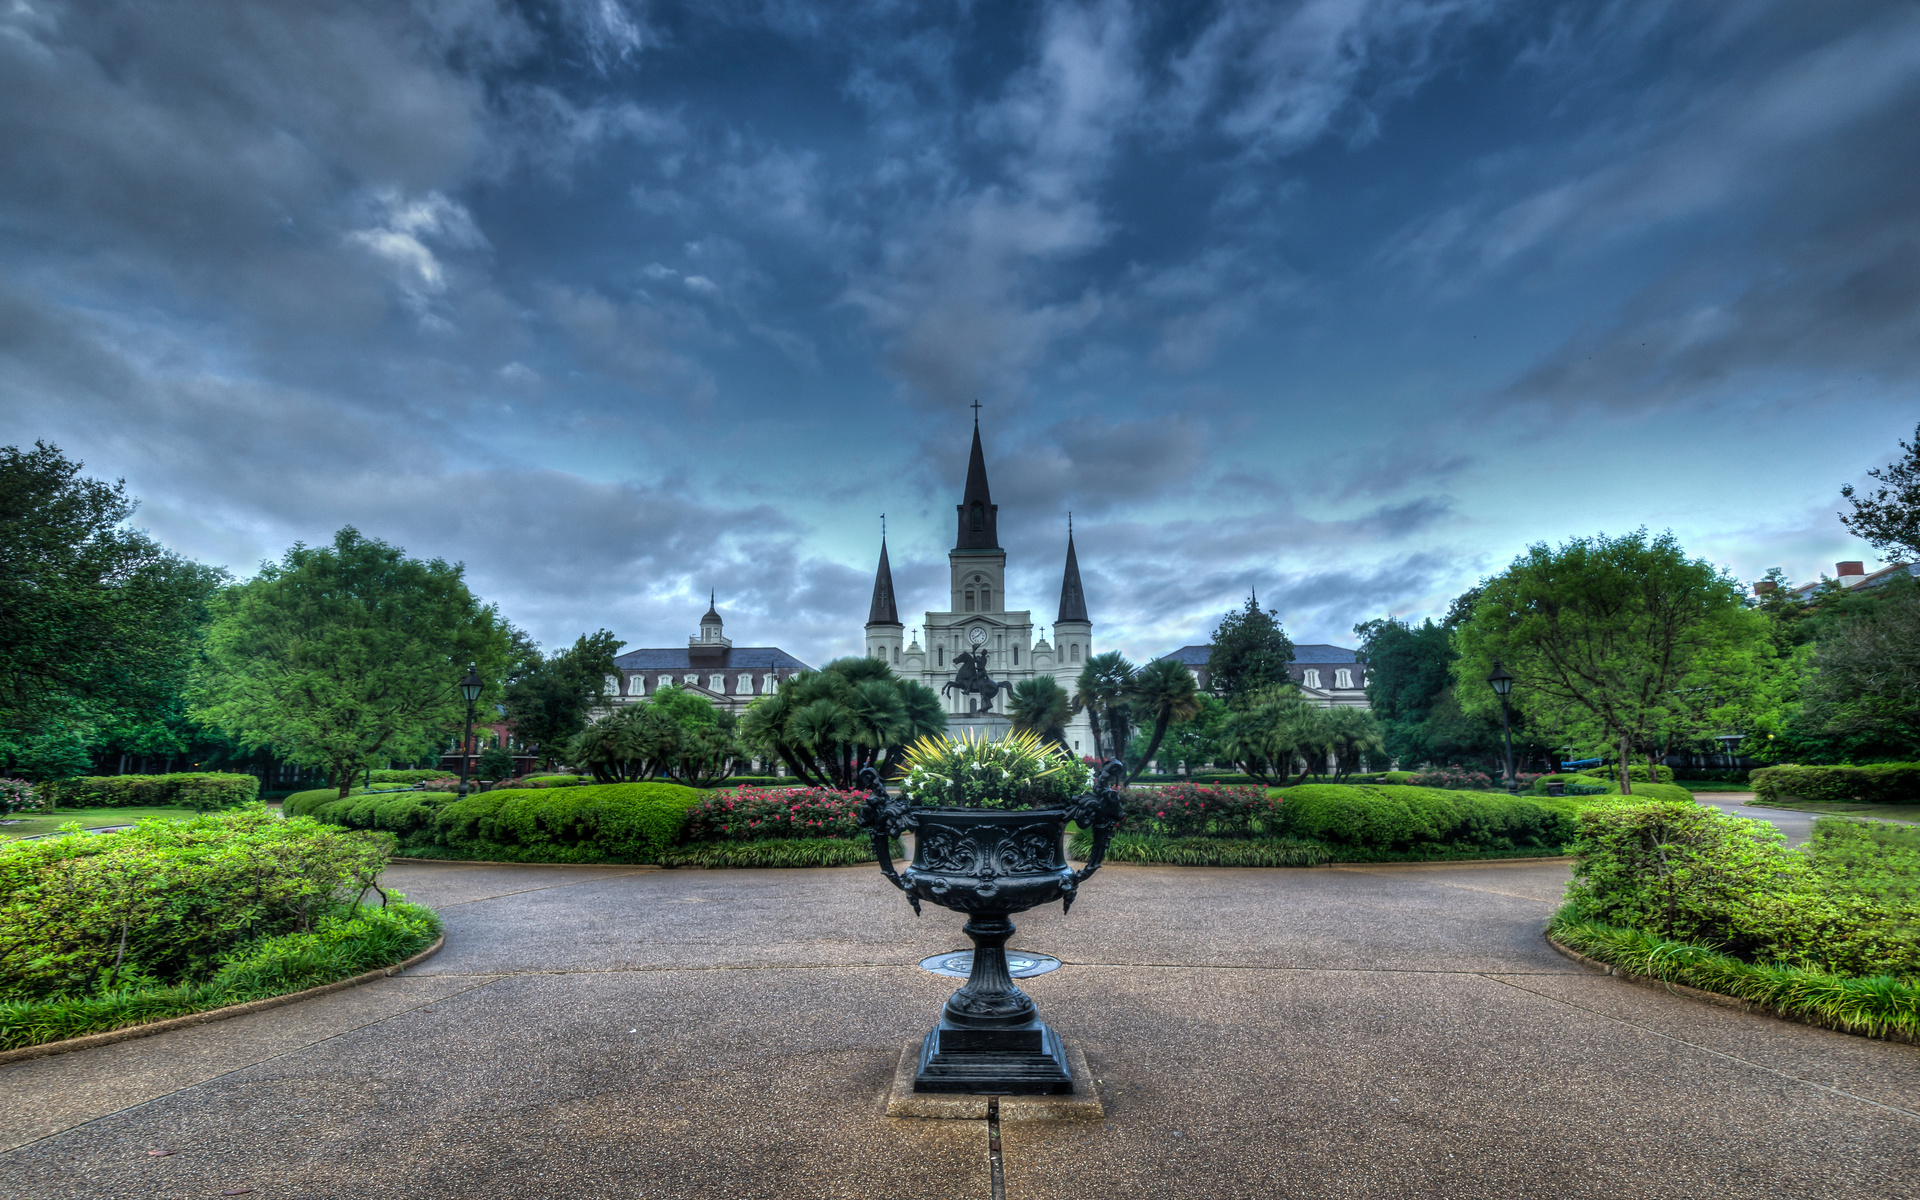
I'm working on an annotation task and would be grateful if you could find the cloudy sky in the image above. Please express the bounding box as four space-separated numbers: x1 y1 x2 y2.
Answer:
4 0 1915 665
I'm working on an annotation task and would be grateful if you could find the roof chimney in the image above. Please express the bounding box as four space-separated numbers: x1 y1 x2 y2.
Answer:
1837 561 1866 586
1752 580 1776 595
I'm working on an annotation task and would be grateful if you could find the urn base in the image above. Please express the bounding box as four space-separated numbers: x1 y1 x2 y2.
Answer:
912 1017 1074 1094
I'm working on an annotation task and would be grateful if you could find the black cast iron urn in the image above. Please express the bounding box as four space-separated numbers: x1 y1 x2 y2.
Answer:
855 758 1125 1094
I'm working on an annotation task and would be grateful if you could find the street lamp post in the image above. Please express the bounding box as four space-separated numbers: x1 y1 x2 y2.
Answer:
1488 660 1517 793
457 664 483 800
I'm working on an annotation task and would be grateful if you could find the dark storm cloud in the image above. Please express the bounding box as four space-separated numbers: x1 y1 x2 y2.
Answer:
6 0 1911 659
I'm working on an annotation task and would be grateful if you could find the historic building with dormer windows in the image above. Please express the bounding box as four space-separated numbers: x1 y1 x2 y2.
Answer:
864 418 1097 753
609 596 812 716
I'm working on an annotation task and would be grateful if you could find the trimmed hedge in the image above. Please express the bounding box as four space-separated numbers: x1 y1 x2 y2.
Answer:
367 770 449 785
0 806 392 1001
55 773 260 810
1578 764 1675 784
0 901 438 1050
283 785 417 818
302 782 703 864
1751 763 1920 805
1548 909 1917 1042
1070 831 1330 867
661 837 902 869
1273 784 1575 854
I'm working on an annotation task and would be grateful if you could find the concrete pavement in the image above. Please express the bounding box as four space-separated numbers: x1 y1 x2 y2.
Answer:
1 853 1914 1199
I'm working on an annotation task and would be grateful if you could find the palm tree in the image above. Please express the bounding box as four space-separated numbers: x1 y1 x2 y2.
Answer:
1323 706 1385 781
1126 657 1201 781
1220 686 1320 785
1072 651 1136 762
1009 677 1073 750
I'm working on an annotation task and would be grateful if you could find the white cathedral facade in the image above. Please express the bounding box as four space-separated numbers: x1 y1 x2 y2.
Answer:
863 420 1098 754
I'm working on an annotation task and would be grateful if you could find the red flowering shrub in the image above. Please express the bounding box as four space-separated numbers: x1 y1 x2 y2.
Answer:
1407 768 1496 791
1119 783 1275 838
681 787 868 843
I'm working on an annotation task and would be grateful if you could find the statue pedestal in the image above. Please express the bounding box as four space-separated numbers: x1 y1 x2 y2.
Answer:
947 713 1013 742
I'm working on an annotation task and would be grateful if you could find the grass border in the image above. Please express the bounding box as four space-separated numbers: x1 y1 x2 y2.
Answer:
0 932 446 1065
1546 906 1917 1044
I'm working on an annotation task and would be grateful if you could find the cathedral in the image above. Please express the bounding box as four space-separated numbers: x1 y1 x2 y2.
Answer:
864 419 1097 754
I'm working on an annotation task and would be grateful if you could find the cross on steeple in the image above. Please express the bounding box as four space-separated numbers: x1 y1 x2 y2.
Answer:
970 399 982 424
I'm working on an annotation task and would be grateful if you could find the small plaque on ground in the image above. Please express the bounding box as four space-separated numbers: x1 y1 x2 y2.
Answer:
918 950 1062 979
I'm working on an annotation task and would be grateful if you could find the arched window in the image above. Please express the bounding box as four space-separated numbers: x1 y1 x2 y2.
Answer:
1012 647 1019 665
1335 668 1353 689
937 647 944 666
981 587 991 610
1071 644 1080 662
893 646 900 663
965 591 975 611
1303 669 1321 689
971 501 984 531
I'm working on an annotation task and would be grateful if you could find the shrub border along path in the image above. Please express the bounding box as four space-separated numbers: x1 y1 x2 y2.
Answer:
0 934 445 1066
1546 915 1918 1045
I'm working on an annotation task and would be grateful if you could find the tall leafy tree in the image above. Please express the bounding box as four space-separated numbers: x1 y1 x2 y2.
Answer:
1796 578 1920 760
1840 421 1920 560
1157 693 1229 775
190 527 512 796
0 443 227 779
1353 616 1458 768
505 630 622 767
1205 594 1295 704
1126 656 1201 781
1452 530 1771 793
1008 676 1072 750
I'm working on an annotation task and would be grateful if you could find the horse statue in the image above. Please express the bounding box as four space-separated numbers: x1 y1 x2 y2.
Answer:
941 648 1013 712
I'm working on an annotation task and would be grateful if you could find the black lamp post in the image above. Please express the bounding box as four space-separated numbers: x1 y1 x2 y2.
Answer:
457 664 483 799
1487 660 1516 793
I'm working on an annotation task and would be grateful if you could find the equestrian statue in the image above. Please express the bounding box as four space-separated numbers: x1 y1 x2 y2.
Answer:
941 648 1012 711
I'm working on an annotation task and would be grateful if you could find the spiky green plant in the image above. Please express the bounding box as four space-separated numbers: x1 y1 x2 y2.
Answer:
897 729 1092 809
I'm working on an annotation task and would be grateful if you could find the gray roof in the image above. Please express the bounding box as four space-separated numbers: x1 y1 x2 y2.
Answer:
1157 643 1359 666
614 647 812 671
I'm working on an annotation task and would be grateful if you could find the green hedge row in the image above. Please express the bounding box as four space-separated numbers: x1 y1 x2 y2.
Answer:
302 782 702 864
1069 831 1330 867
367 770 449 785
660 837 901 869
1751 763 1920 805
55 773 260 810
1273 784 1576 854
0 807 392 1002
0 901 438 1050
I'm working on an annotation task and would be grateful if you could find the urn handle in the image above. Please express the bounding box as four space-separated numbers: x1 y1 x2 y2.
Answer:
1062 758 1126 909
855 766 920 916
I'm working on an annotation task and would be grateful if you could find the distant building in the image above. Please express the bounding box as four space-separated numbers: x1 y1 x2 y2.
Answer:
1158 643 1370 708
609 597 812 716
1760 560 1916 602
864 416 1098 752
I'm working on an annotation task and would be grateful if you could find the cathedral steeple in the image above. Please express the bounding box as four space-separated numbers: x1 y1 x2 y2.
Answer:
866 537 901 627
954 414 999 551
1058 522 1089 623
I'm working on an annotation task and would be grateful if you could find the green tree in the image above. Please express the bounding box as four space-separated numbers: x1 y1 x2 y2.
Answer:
1840 421 1920 560
1126 657 1201 781
505 630 621 767
1205 594 1295 704
0 443 228 780
738 659 944 788
1353 616 1456 768
1319 706 1386 780
1073 651 1136 761
1008 676 1072 750
1219 686 1322 786
1157 693 1229 774
1452 530 1772 794
1796 579 1920 760
190 527 513 796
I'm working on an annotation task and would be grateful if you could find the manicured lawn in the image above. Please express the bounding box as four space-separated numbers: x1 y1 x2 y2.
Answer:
0 806 206 840
1746 799 1920 824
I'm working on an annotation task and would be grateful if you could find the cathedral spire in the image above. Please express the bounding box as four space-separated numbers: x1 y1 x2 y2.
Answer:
1058 524 1089 623
866 536 901 627
954 414 999 551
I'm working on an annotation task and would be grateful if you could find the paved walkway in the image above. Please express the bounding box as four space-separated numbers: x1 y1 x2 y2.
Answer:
1 854 1915 1199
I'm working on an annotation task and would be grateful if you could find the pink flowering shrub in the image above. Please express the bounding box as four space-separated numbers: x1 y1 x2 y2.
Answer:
1407 768 1496 791
681 787 868 843
1120 783 1275 838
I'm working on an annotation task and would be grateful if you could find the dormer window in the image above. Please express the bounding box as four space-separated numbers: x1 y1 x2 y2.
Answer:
1303 669 1321 689
1335 668 1353 689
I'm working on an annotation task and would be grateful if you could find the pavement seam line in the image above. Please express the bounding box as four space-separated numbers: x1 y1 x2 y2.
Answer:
0 976 508 1156
1475 973 1920 1122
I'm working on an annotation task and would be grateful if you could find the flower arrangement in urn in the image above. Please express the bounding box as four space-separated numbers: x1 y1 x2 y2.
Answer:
856 729 1124 1096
